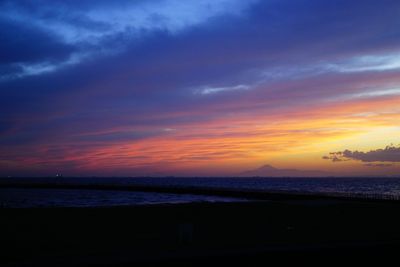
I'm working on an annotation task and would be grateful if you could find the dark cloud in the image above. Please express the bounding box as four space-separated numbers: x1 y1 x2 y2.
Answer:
0 17 74 65
364 163 393 167
324 145 400 163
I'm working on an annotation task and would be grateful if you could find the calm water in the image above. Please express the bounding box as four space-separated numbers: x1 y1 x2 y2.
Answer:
1 177 400 207
0 187 243 208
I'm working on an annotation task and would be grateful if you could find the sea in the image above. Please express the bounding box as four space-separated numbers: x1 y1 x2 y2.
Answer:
1 177 400 208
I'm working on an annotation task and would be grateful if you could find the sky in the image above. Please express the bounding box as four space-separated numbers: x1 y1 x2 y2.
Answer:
0 0 400 177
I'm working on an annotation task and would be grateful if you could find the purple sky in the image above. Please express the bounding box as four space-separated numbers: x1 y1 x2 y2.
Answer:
1 0 400 176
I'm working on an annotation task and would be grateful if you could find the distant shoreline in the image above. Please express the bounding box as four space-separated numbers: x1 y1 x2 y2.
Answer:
2 176 400 178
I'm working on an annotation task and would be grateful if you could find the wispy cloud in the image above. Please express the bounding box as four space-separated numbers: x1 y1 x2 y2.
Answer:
327 53 400 73
1 0 256 45
0 0 258 81
195 84 251 95
1 53 82 81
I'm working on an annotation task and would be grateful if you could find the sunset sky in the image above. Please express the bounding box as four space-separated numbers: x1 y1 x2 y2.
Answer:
1 0 400 177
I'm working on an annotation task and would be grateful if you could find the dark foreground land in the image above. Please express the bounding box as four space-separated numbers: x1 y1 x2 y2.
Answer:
1 194 400 266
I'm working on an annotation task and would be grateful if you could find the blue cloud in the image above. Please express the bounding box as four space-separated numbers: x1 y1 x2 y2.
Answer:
0 0 258 80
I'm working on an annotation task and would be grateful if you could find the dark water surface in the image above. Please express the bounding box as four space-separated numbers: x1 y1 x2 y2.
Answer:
0 187 243 208
1 177 400 207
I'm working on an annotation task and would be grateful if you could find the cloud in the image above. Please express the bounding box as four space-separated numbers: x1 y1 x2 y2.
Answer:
324 145 400 163
0 17 75 65
0 0 258 80
364 163 393 167
327 54 400 73
1 0 256 44
0 16 76 80
194 84 251 95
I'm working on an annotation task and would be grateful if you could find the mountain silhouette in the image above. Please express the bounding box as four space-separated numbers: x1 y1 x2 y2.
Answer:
240 164 333 177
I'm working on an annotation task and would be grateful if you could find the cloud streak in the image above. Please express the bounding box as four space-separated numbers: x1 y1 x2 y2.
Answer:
194 84 251 95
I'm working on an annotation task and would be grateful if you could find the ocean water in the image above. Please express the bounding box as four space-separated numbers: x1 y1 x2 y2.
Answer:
0 187 242 208
1 177 400 207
